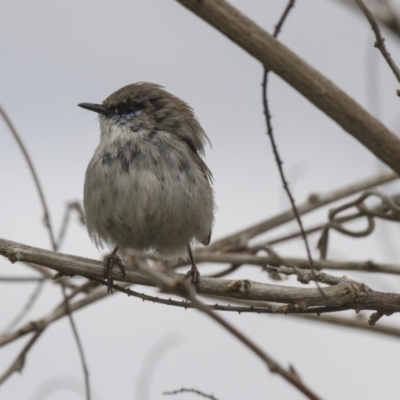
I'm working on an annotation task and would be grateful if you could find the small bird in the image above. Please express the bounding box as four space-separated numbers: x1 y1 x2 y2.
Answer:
79 83 214 291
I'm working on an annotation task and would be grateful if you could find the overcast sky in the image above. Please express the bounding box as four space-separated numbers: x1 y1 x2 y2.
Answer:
2 1 400 399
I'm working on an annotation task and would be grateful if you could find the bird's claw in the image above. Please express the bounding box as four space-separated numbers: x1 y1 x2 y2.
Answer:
104 248 126 294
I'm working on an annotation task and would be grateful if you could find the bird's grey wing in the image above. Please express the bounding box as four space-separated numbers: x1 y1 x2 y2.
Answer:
181 137 213 245
182 137 213 184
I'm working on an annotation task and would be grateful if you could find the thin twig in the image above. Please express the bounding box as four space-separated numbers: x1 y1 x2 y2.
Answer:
0 329 45 384
0 276 46 283
164 387 220 400
61 285 91 400
1 280 45 335
56 201 85 249
262 0 318 275
195 252 400 276
291 313 400 340
273 0 296 37
136 335 182 400
0 104 56 248
355 0 400 86
0 282 109 348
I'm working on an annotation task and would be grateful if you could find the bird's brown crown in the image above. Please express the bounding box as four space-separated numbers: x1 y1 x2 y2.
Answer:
102 82 210 155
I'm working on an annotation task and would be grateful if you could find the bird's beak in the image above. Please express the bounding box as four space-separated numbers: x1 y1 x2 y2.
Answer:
78 103 112 116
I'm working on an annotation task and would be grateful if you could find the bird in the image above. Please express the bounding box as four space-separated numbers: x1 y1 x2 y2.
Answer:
78 82 214 292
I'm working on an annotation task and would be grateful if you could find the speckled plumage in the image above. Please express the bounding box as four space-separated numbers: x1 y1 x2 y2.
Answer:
81 82 214 260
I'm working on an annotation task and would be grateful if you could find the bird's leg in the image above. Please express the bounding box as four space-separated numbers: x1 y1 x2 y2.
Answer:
104 247 126 294
185 244 200 286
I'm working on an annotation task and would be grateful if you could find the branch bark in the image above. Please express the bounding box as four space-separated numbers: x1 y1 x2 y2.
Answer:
2 238 400 319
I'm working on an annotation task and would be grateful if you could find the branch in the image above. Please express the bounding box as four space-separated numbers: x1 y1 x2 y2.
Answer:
0 329 45 385
2 238 400 319
193 252 400 276
206 171 397 251
175 0 400 175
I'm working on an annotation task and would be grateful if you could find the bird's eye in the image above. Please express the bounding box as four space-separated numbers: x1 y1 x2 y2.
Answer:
124 105 135 114
117 103 143 117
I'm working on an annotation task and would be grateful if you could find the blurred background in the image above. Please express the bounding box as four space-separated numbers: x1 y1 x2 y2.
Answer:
1 1 400 399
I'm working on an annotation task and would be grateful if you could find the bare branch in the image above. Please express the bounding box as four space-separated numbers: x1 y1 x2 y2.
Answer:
262 0 318 279
2 238 400 323
176 0 400 176
56 201 85 250
194 252 400 276
206 171 397 251
1 280 45 335
0 329 45 384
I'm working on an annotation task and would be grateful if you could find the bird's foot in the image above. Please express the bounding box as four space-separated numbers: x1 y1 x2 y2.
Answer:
104 247 126 294
184 263 200 287
185 244 200 290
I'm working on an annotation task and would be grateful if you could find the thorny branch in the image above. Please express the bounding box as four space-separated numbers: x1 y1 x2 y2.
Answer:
2 238 400 320
2 274 399 356
261 0 318 279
